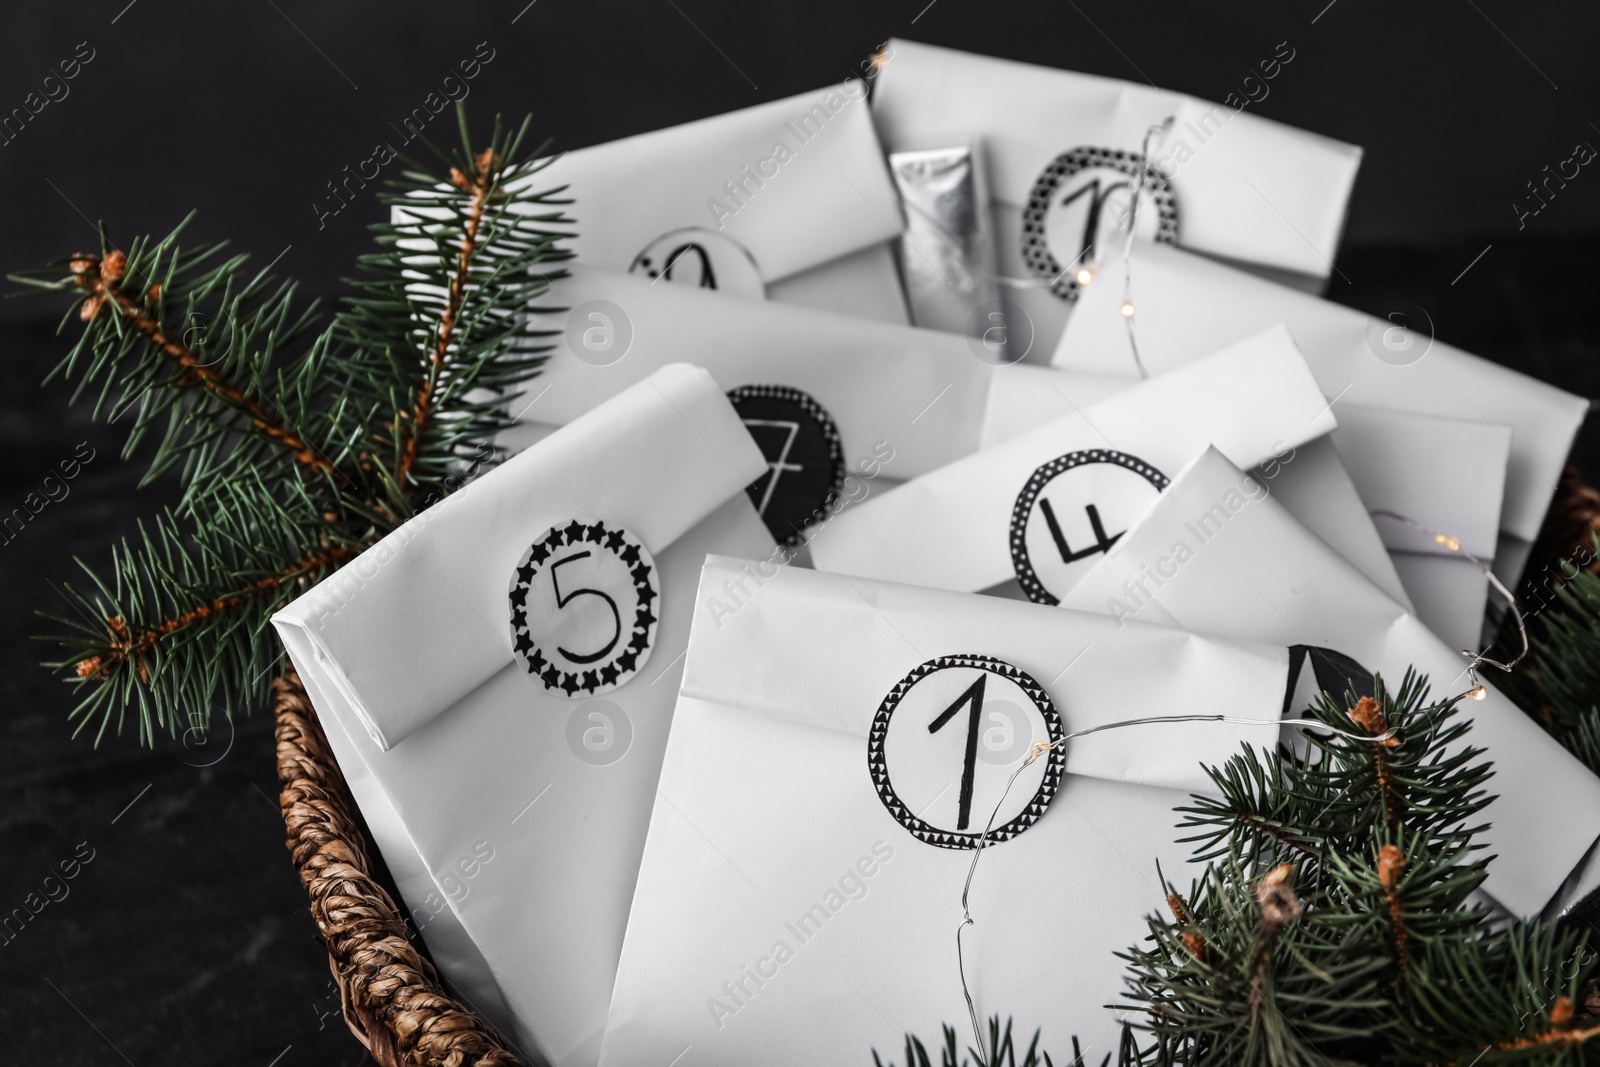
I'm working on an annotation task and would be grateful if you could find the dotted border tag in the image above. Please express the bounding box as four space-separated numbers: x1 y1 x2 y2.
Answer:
1010 449 1169 605
867 653 1065 850
1020 146 1179 303
727 383 846 548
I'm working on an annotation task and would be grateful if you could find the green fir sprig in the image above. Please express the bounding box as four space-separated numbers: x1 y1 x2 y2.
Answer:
881 675 1600 1066
13 104 572 745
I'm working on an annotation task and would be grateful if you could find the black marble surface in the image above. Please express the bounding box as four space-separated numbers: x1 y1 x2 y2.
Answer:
1 234 1597 1064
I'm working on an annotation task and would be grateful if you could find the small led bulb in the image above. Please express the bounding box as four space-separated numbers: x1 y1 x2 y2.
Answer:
1435 533 1461 552
1469 685 1487 701
1075 268 1094 286
1120 301 1136 318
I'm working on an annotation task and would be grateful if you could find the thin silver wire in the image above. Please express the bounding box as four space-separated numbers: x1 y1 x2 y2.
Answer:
1120 116 1175 381
1368 508 1529 690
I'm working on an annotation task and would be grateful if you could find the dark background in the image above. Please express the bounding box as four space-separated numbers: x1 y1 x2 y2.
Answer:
2 2 1598 1063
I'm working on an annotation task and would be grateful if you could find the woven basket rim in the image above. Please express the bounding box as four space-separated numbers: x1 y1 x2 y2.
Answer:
274 663 523 1067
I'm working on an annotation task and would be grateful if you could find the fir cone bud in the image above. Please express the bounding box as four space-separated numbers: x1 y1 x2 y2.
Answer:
1377 844 1406 893
475 147 501 176
1166 892 1191 925
79 295 105 321
100 249 127 284
1181 931 1207 959
68 255 97 280
1552 996 1575 1029
1255 863 1301 932
75 655 103 679
1349 696 1401 747
449 166 471 191
147 283 162 303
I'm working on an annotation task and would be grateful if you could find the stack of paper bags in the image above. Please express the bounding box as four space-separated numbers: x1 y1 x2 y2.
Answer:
269 35 1600 1067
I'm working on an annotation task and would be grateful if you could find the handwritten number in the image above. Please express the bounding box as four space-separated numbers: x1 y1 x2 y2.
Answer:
928 673 987 830
1058 177 1131 266
1040 498 1123 564
550 551 622 665
661 243 718 289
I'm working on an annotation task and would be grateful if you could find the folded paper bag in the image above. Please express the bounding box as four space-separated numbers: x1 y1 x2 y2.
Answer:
1053 239 1583 564
509 267 1132 545
275 365 776 1066
808 324 1338 598
275 363 766 752
519 77 907 323
870 38 1361 350
1060 446 1600 919
598 559 1357 1063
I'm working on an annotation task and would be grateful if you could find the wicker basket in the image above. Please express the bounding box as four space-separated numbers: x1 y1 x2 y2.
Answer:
271 465 1600 1066
273 666 523 1067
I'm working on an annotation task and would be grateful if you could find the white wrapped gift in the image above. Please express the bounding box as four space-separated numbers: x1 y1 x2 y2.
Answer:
600 557 1359 1063
871 38 1362 351
522 76 909 324
273 365 776 1066
1061 446 1600 918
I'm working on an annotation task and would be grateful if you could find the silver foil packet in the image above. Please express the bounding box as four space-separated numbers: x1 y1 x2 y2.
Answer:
887 143 1000 334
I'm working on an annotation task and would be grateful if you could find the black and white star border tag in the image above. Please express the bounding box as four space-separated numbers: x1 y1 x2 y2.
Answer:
507 518 659 698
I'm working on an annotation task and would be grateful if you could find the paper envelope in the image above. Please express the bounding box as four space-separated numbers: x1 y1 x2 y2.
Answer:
1060 446 1600 918
600 557 1362 1064
273 365 777 1066
870 38 1362 350
1051 239 1583 583
507 267 1132 545
525 78 908 324
807 325 1408 606
978 376 1502 645
1333 406 1512 652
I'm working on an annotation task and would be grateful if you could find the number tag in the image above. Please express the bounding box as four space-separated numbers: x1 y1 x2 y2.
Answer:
727 384 845 547
1010 449 1169 605
629 227 766 299
508 518 660 697
1020 145 1179 303
868 654 1064 849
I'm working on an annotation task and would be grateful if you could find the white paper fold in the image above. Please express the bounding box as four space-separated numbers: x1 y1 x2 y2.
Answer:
809 324 1335 595
525 78 902 299
870 39 1361 352
509 267 1131 481
275 363 766 752
1051 240 1583 554
1061 446 1600 917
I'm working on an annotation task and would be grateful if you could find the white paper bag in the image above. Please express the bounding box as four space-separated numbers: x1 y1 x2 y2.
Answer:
1060 446 1600 917
600 557 1352 1064
1050 239 1584 582
507 266 1133 546
525 78 908 324
1333 406 1512 651
808 325 1394 602
273 365 777 1066
870 38 1362 351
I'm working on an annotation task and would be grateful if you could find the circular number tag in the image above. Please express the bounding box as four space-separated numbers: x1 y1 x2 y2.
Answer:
727 384 845 547
629 227 766 299
1011 449 1168 605
868 654 1064 850
1021 146 1178 303
508 519 659 697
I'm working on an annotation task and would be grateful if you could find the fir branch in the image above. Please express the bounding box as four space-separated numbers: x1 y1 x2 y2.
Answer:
20 103 571 744
69 249 338 479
